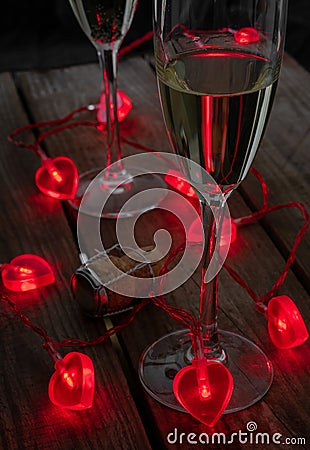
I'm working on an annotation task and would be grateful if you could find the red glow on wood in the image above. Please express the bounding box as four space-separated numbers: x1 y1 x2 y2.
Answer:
35 157 78 200
49 352 95 410
97 90 132 123
268 296 309 349
234 27 260 45
1 254 55 292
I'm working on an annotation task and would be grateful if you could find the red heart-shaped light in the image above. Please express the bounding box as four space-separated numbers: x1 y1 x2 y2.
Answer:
267 295 309 349
188 216 237 248
1 254 55 292
173 360 233 427
97 89 132 123
35 157 78 200
234 27 259 45
48 352 95 410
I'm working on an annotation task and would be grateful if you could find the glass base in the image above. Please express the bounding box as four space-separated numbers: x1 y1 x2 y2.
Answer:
139 329 273 413
68 167 166 218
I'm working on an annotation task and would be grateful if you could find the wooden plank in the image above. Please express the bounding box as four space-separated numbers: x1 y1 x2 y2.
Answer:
0 72 151 449
15 57 310 449
241 54 310 289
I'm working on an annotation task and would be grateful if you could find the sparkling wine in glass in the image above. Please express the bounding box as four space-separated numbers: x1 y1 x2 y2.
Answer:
139 0 288 412
68 0 164 218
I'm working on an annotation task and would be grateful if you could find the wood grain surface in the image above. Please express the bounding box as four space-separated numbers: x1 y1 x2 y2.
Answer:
0 54 309 449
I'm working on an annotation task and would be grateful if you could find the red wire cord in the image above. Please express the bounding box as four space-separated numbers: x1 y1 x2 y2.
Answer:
4 102 309 351
2 29 309 357
227 166 309 308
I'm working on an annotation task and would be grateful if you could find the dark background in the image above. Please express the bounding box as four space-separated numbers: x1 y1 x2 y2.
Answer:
0 1 309 72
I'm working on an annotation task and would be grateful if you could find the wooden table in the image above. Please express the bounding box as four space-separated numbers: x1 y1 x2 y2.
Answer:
0 53 309 449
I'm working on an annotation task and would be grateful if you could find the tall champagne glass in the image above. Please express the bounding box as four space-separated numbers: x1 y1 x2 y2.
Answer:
139 0 288 412
68 0 164 218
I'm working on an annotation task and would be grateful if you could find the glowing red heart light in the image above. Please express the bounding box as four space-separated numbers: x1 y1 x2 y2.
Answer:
49 352 95 410
173 360 233 427
35 157 78 200
97 90 132 123
267 295 309 349
165 169 197 198
188 216 237 248
234 27 259 45
1 254 55 292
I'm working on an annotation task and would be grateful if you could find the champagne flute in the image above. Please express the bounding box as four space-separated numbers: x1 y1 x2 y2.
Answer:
139 0 288 412
68 0 164 218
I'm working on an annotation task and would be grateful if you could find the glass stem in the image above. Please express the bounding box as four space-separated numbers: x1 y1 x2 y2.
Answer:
198 196 226 362
97 46 123 169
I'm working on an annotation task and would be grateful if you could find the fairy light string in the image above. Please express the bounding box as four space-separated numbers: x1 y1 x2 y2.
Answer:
4 29 309 355
1 29 308 419
0 246 200 360
6 91 309 325
3 30 211 357
8 105 91 156
7 30 155 159
229 166 309 313
0 291 198 354
3 106 310 414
